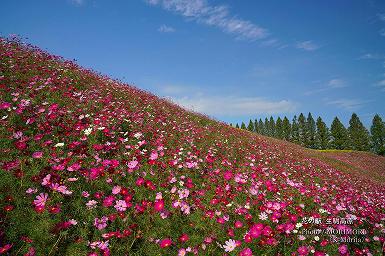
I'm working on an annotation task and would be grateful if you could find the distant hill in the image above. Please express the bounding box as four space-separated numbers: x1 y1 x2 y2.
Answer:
1 38 384 255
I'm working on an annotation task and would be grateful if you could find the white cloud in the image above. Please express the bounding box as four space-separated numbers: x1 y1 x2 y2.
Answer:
328 79 347 88
144 0 268 40
296 40 320 51
380 29 385 37
326 99 368 111
158 24 176 33
170 95 297 116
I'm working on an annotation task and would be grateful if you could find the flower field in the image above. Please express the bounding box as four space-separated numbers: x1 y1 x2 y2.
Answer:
0 38 384 255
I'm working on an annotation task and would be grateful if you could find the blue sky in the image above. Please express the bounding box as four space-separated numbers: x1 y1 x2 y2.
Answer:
1 0 385 127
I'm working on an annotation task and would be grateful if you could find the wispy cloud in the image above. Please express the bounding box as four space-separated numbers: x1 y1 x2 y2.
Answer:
296 40 320 51
170 95 297 116
304 78 347 95
380 29 385 37
70 0 85 6
326 98 369 111
328 78 347 88
375 79 385 91
158 24 176 33
144 0 268 40
358 53 383 60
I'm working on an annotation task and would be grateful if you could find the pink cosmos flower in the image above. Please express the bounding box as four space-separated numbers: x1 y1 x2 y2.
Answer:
26 187 37 194
239 248 253 256
338 244 348 255
32 151 43 158
33 193 48 207
114 200 127 212
94 216 108 230
186 161 197 169
67 163 81 172
178 248 187 256
127 160 138 169
112 185 121 195
41 174 51 186
150 151 158 160
178 189 189 199
298 246 309 256
86 200 98 209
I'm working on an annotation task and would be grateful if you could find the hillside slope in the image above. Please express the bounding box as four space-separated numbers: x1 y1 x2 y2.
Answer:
0 38 384 256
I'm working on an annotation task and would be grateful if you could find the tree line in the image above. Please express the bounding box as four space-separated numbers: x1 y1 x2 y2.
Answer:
232 113 385 156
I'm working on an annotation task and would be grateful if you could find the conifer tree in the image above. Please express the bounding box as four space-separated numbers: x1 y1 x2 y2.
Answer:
275 117 283 139
370 114 385 155
282 116 291 140
348 113 370 151
258 119 265 135
291 115 299 143
330 117 349 149
315 116 329 149
254 119 259 133
306 113 316 148
298 113 307 146
241 122 246 130
269 116 276 137
264 118 270 136
235 123 239 129
247 119 254 132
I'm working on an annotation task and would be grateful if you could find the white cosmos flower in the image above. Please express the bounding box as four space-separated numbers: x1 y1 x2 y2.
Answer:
223 239 237 252
84 127 93 136
259 212 268 220
54 142 64 147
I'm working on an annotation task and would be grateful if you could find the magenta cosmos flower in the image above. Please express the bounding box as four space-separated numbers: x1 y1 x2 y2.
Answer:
33 193 48 207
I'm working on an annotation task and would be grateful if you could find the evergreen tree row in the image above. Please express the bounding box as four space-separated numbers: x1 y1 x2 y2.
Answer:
232 113 385 155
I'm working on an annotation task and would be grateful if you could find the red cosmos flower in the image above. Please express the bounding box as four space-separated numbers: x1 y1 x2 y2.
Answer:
48 204 61 214
0 244 12 254
159 238 172 248
154 199 164 212
234 220 243 228
136 177 145 186
34 205 45 213
244 233 252 243
3 205 14 212
179 233 189 243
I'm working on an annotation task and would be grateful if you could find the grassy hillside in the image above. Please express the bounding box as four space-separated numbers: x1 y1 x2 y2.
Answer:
0 38 384 256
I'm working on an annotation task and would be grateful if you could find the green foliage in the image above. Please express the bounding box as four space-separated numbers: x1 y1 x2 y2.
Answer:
370 114 385 155
275 117 283 139
282 116 291 141
247 119 254 132
315 116 330 149
348 113 370 151
298 113 306 146
306 113 316 148
330 117 350 150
